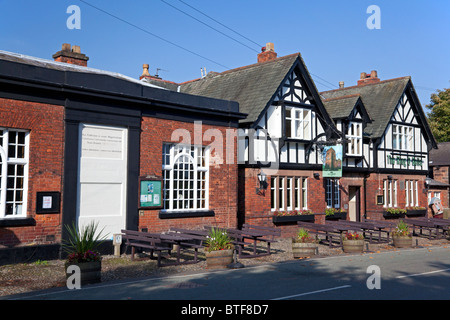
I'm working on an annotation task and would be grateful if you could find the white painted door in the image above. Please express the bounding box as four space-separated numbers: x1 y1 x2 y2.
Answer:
77 123 128 239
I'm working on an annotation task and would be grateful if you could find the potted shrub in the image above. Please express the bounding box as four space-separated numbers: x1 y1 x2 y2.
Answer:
391 220 413 248
63 221 108 286
342 232 365 253
205 227 234 269
272 209 315 223
383 208 406 219
292 228 318 258
406 206 427 217
325 208 347 220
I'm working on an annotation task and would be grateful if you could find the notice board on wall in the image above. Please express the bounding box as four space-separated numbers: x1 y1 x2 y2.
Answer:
139 178 163 209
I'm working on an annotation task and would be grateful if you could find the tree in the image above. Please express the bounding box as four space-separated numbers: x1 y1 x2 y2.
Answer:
425 87 450 143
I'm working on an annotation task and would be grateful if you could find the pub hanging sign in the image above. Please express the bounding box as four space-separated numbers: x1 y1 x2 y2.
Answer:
322 145 342 178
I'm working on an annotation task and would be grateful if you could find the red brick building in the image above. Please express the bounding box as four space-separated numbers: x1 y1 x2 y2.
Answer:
0 44 245 263
144 43 438 236
427 142 450 216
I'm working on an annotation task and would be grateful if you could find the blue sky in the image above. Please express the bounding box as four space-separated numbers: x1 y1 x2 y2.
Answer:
0 0 448 109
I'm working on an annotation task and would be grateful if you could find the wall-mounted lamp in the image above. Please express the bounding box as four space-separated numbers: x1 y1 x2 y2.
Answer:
256 170 268 194
387 175 393 180
313 173 320 179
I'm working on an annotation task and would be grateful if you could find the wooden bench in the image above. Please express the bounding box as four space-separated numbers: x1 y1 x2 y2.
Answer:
297 221 344 247
121 229 172 267
242 224 281 243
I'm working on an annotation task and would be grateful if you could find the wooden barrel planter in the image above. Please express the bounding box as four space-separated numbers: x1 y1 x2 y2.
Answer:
342 239 365 253
392 236 413 248
65 260 102 286
292 241 318 258
205 249 233 269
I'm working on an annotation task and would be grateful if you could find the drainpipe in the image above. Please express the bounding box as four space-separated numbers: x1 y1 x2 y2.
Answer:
363 173 369 219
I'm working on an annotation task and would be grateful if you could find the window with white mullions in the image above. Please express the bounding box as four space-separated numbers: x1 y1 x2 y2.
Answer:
0 128 29 218
392 124 413 151
383 179 398 207
326 179 340 209
285 107 311 140
346 122 362 156
271 176 308 211
405 180 418 207
162 144 209 212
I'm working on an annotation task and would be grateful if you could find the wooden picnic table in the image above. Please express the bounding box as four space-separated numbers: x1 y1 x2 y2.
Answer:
331 220 391 244
159 232 203 265
203 225 279 258
297 221 348 247
403 218 447 239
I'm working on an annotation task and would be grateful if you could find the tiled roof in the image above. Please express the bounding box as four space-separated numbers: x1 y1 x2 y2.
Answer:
321 77 410 138
323 94 362 120
430 142 450 166
179 54 300 123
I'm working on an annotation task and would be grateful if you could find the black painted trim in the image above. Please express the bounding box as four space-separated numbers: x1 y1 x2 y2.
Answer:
0 217 36 227
159 210 215 219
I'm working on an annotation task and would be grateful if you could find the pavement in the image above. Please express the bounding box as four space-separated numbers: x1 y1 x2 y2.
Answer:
5 245 450 303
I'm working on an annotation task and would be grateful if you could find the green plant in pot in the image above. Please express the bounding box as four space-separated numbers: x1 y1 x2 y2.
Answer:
391 219 413 248
342 231 365 253
204 227 234 269
292 228 318 258
63 221 108 286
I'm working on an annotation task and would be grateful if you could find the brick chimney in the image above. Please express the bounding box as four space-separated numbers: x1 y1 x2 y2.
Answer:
257 42 277 63
52 43 89 67
357 70 380 86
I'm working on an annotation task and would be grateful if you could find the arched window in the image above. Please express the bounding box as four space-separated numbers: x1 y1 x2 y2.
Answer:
162 144 209 212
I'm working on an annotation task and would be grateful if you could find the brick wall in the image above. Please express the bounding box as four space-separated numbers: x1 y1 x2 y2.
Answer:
0 98 65 247
238 168 430 238
138 117 239 233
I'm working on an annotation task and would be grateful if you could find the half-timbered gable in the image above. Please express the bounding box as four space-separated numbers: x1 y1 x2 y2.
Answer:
321 76 437 173
323 94 373 169
179 50 336 168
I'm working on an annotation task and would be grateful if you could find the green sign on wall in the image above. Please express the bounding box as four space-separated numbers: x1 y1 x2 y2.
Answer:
139 179 162 208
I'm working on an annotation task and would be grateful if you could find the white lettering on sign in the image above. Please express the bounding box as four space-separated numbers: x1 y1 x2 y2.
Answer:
81 126 123 159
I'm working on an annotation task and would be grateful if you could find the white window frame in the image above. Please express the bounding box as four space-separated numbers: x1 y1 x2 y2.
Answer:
272 176 308 211
346 122 362 156
162 144 209 212
383 179 398 207
286 177 293 211
0 128 30 219
270 177 277 211
405 180 418 207
326 179 340 209
392 124 413 151
285 106 311 140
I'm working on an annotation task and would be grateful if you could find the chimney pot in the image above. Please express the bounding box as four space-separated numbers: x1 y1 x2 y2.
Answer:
142 64 150 77
339 81 344 88
72 45 81 53
62 43 71 51
265 42 274 52
360 72 367 79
